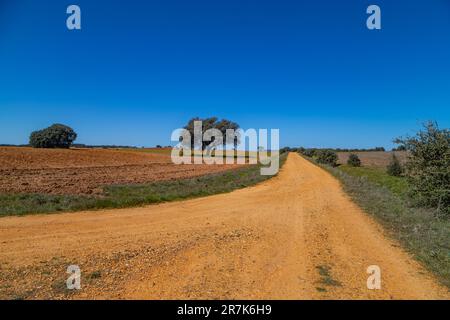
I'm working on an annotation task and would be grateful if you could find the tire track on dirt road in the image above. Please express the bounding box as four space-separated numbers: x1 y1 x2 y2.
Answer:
0 153 448 299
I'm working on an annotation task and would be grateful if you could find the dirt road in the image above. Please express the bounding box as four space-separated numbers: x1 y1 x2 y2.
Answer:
0 153 448 299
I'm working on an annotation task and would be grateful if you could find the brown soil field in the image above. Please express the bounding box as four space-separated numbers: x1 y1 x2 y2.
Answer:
0 153 447 299
0 147 241 195
337 151 408 168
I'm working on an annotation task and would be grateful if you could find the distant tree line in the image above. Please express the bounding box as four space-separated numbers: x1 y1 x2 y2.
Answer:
3 143 171 149
332 147 386 152
280 146 386 154
0 144 30 147
72 144 140 149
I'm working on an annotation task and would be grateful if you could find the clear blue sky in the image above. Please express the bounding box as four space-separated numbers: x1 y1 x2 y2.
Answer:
0 0 449 149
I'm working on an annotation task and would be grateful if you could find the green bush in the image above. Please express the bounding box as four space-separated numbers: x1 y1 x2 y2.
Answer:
395 122 449 217
302 148 317 157
29 124 77 148
392 145 406 151
279 147 291 154
386 153 403 177
347 153 361 167
316 149 338 167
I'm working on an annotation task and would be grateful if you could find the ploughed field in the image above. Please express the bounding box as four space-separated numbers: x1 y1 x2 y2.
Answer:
0 147 241 195
337 151 407 168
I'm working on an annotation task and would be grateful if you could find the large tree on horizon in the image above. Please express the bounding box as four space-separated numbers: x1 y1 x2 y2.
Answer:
29 124 77 149
183 117 240 151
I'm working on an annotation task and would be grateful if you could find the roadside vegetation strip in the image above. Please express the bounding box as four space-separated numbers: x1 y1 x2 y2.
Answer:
0 153 287 217
306 157 450 288
338 165 409 197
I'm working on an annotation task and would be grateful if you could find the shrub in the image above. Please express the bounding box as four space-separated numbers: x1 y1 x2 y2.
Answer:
316 149 338 167
29 124 77 148
392 145 406 151
302 148 317 157
387 153 403 177
395 122 449 216
279 147 291 154
347 153 361 167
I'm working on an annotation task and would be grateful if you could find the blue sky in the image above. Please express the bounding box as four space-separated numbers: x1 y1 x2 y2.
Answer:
0 0 449 149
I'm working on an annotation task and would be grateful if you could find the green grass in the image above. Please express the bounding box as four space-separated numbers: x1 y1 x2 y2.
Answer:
0 153 287 217
339 165 409 197
316 265 342 287
309 158 450 288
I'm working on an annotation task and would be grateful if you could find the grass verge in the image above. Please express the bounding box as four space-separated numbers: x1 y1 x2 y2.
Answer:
0 153 287 217
338 165 409 197
308 158 450 289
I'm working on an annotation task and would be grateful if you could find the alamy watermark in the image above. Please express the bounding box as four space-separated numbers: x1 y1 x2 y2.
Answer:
66 265 81 290
367 5 381 30
65 4 381 31
366 265 381 289
170 121 280 175
66 5 81 30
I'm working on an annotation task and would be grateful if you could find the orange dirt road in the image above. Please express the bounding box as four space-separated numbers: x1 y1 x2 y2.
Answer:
0 153 448 299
